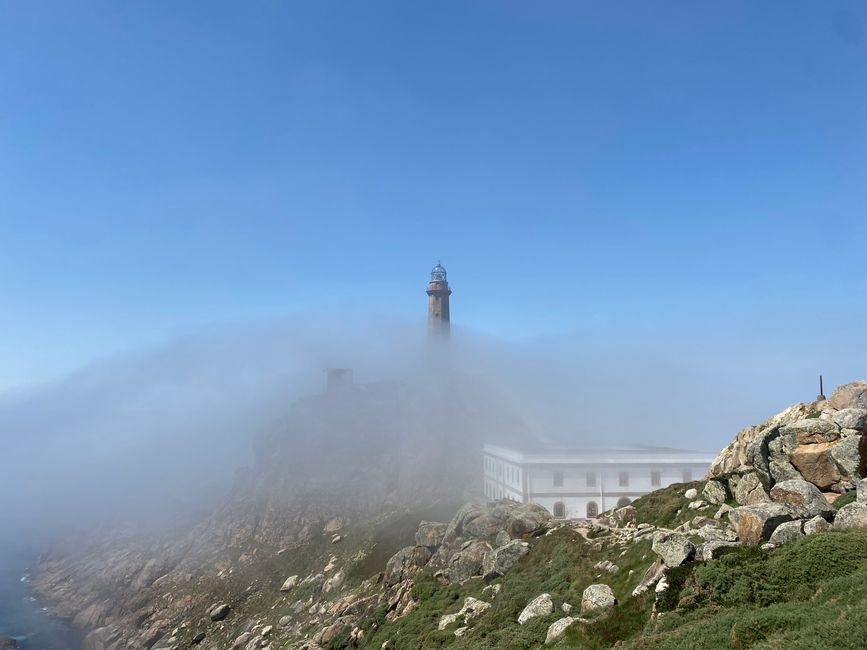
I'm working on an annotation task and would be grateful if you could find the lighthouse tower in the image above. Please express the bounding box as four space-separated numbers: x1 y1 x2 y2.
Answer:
426 262 452 334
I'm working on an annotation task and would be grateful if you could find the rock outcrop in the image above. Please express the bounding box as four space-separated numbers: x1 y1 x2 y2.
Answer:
482 539 530 580
728 503 794 545
581 584 616 613
437 597 491 631
702 480 727 505
545 617 576 644
651 532 695 567
768 479 834 519
518 593 554 625
833 502 867 529
709 382 867 499
768 520 803 545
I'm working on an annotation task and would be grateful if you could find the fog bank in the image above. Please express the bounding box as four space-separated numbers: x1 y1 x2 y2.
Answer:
2 311 864 556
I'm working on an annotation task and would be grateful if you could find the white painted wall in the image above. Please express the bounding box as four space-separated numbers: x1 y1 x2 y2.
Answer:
482 449 709 519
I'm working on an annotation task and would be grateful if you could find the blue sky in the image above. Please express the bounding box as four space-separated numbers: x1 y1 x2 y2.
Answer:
1 1 865 391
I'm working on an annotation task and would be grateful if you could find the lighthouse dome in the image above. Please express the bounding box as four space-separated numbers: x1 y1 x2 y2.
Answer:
430 262 447 282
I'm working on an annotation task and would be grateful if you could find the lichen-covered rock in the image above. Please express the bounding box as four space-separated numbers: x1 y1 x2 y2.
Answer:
545 617 576 644
446 540 492 583
826 380 867 410
518 593 553 625
415 521 448 548
384 546 416 587
697 540 740 561
684 488 698 500
697 524 737 542
732 472 771 506
832 408 867 431
593 560 619 574
828 432 866 489
463 514 502 538
482 539 529 580
600 505 636 528
279 575 298 592
651 532 695 567
803 515 830 535
709 402 814 478
581 584 616 613
780 418 840 445
323 569 345 593
767 431 802 483
789 443 843 491
728 503 794 545
769 479 834 519
437 597 490 630
768 519 803 545
208 604 230 621
833 502 867 530
229 631 251 650
631 558 665 597
702 480 727 505
442 501 552 544
859 478 867 503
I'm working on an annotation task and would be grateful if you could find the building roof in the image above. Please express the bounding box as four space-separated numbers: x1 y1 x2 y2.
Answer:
483 442 716 466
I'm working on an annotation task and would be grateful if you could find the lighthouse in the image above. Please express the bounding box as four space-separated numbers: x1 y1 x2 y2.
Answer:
426 262 452 334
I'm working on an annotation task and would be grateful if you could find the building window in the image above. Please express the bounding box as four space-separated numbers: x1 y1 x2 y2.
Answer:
553 471 563 487
586 472 596 487
619 471 629 487
651 470 661 487
617 497 631 508
553 502 565 518
586 501 598 518
682 469 692 483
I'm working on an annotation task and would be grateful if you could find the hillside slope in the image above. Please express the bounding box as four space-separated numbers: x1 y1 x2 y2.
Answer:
31 380 867 650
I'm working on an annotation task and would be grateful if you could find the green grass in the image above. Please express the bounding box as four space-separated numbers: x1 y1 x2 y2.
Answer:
364 510 867 650
621 529 867 649
630 481 714 529
365 525 660 650
832 489 857 509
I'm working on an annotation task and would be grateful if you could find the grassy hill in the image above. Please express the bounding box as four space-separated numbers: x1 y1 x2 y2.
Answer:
361 483 867 649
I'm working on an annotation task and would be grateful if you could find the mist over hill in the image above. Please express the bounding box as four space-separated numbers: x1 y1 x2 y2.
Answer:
3 310 865 554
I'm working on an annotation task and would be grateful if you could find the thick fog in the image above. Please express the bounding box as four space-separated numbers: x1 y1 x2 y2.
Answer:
2 311 865 559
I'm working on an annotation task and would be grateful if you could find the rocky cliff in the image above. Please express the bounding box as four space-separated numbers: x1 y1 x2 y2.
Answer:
31 380 867 649
30 371 534 649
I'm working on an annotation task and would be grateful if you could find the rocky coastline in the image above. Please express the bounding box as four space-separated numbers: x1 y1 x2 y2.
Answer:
30 380 867 649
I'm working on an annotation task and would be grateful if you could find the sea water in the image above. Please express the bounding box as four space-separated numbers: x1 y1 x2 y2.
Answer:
0 549 83 650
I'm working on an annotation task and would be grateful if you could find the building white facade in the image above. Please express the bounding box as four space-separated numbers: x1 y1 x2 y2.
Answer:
482 443 715 519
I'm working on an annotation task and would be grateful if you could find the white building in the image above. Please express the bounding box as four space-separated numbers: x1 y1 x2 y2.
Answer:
482 443 715 519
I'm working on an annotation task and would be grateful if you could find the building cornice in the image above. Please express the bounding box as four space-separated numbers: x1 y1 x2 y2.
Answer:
483 443 714 466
